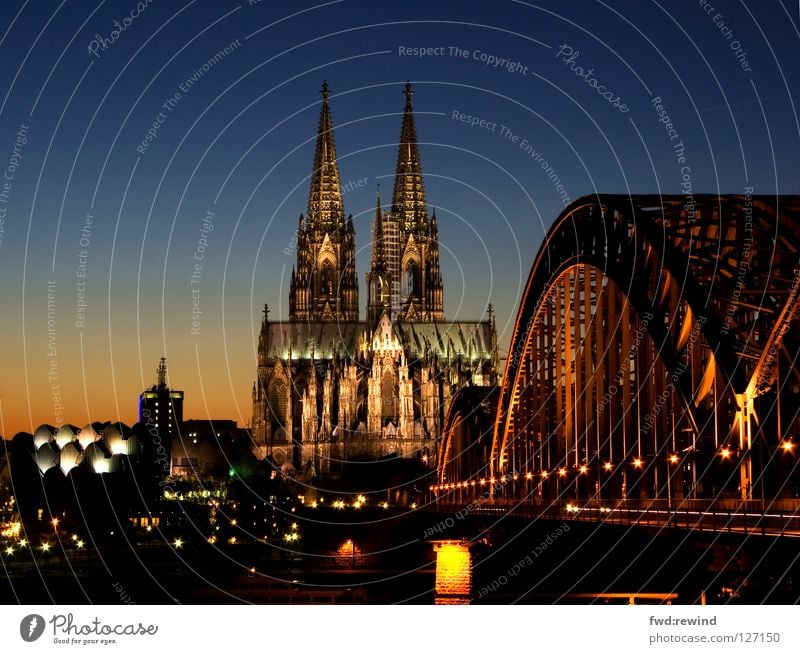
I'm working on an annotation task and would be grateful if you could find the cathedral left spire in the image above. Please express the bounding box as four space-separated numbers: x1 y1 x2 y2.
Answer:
306 80 344 229
290 81 359 322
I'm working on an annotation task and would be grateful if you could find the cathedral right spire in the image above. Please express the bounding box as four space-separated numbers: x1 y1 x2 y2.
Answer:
391 82 428 232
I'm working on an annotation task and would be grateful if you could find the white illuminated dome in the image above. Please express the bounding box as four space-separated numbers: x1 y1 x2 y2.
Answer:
59 442 82 474
55 424 78 449
35 442 58 473
33 424 54 449
77 424 100 448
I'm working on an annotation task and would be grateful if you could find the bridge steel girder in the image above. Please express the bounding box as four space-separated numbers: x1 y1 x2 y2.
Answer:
490 194 800 487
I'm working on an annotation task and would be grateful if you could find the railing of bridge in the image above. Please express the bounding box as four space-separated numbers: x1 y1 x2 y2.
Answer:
427 496 800 538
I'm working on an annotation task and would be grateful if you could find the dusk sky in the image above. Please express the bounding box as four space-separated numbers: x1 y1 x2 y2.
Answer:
1 0 798 435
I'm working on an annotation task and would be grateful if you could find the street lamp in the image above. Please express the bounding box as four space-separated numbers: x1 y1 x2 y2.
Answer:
578 465 588 500
557 468 567 501
667 454 679 512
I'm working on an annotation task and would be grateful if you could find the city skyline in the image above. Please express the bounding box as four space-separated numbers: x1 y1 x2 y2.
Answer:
3 1 800 614
1 0 799 437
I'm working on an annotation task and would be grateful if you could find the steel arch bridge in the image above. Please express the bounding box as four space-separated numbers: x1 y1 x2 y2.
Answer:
436 194 800 509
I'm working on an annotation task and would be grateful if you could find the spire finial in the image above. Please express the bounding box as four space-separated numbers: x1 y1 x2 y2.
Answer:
321 80 330 100
404 81 413 105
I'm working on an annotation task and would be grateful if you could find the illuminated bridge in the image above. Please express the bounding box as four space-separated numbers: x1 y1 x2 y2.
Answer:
434 194 800 535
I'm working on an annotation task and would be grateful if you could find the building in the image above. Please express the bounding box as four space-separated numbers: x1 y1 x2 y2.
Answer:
171 419 250 478
138 358 184 449
251 82 498 474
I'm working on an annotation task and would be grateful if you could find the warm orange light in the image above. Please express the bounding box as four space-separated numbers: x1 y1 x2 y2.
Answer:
558 468 567 477
781 441 795 453
433 542 472 599
525 472 533 480
579 465 588 474
541 471 549 479
603 462 613 471
720 448 731 459
633 458 643 469
669 454 679 464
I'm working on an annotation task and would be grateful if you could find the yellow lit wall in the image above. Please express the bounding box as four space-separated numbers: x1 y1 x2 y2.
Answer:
433 541 472 599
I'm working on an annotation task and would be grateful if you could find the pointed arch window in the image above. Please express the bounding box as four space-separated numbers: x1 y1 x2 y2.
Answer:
405 261 419 297
319 259 335 296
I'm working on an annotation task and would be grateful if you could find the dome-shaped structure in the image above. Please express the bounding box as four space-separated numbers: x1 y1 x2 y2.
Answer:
59 442 83 475
35 442 59 473
33 424 54 449
103 424 124 455
77 424 100 448
54 424 78 449
103 423 137 456
83 441 110 473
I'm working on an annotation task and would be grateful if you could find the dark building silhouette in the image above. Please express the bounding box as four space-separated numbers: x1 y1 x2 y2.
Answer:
139 357 184 447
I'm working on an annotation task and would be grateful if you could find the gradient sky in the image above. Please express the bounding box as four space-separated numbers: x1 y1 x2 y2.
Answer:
1 0 799 436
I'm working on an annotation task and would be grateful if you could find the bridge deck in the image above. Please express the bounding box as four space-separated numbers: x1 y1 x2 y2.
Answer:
429 498 800 538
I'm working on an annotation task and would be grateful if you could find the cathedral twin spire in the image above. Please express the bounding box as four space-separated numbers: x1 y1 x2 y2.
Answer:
392 83 428 232
289 81 443 324
306 81 344 230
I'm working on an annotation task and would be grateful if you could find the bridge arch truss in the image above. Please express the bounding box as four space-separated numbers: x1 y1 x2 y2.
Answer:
437 195 800 504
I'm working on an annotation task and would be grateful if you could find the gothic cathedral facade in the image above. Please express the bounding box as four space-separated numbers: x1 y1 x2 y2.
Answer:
251 82 498 475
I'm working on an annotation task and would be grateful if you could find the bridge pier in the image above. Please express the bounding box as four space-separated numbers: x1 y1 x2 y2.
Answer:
432 540 474 604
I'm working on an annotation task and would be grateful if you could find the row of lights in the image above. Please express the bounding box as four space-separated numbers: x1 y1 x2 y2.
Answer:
433 441 797 493
3 536 86 558
433 459 646 492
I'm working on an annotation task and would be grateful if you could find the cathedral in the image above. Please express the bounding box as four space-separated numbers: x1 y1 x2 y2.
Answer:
251 82 498 475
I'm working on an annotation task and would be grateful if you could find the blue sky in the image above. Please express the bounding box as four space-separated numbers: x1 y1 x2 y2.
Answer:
1 0 799 433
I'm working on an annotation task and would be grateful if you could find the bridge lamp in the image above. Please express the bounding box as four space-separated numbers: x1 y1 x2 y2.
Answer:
558 468 568 478
579 465 588 475
603 462 613 472
525 472 533 480
541 471 549 479
781 440 795 454
720 448 732 459
669 454 679 464
633 458 643 469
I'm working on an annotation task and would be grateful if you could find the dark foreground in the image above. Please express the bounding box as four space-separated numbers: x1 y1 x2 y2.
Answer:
2 507 798 604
